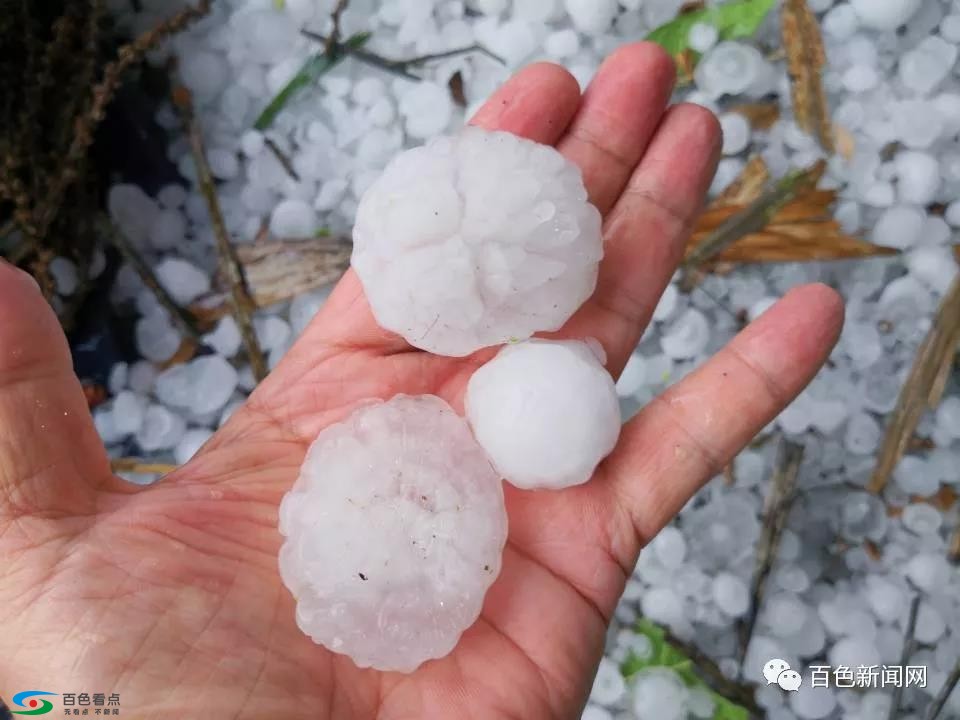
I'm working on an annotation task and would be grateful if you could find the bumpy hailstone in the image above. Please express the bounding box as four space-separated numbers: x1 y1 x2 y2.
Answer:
465 339 621 490
351 127 603 357
278 395 507 673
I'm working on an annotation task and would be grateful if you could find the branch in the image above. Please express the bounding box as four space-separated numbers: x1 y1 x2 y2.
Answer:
926 659 960 720
174 87 269 382
888 595 922 720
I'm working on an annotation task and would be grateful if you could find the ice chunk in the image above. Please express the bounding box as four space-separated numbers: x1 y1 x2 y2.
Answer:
352 127 603 356
915 602 946 644
399 82 453 140
902 503 942 535
155 355 239 416
108 362 128 394
651 526 687 569
589 657 626 707
719 113 751 155
109 184 161 248
544 29 579 58
136 404 187 452
895 151 940 205
935 396 960 439
660 309 710 359
899 36 957 96
155 258 211 305
465 339 620 490
713 572 749 618
849 0 921 30
564 0 617 34
149 208 187 250
204 316 242 358
278 395 507 673
688 22 719 53
871 205 925 249
112 390 148 436
178 49 228 100
269 199 317 237
695 42 768 98
174 428 213 465
865 575 906 622
905 553 950 592
135 309 181 364
893 455 939 496
632 668 689 720
790 685 837 719
844 412 881 455
616 353 647 398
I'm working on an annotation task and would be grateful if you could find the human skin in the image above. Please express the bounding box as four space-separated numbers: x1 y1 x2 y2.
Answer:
0 42 843 719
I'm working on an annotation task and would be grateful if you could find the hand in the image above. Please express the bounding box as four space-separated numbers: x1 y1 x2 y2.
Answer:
0 43 843 719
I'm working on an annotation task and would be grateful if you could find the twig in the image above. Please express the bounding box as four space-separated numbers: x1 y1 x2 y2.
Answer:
869 275 960 493
324 0 350 57
684 161 825 273
264 137 301 182
174 87 268 382
926 659 960 720
302 30 505 80
737 439 805 666
33 0 212 242
111 458 178 475
888 595 922 720
949 526 960 565
100 218 201 341
662 628 764 717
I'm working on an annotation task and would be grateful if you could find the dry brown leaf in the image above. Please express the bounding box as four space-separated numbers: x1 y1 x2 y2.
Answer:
864 540 882 561
729 102 781 131
782 0 833 151
834 124 856 160
448 70 467 108
950 528 960 564
688 158 897 265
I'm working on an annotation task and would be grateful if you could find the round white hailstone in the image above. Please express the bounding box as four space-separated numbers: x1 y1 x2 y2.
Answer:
254 316 292 353
688 22 719 53
641 587 685 628
844 412 881 455
544 28 580 58
399 82 454 140
112 390 148 437
660 308 710 359
935 396 960 439
895 151 940 205
108 362 129 394
136 404 187 452
906 553 949 592
789 685 837 720
712 572 750 618
652 526 687 569
233 9 297 64
135 310 181 364
204 316 243 358
581 706 613 720
823 3 859 39
872 205 925 249
764 592 807 637
155 258 211 305
849 0 921 30
278 395 506 673
564 0 617 34
352 128 603 356
155 355 239 416
157 183 187 209
719 113 751 155
174 428 213 465
207 148 240 180
687 687 715 719
128 360 158 395
149 208 187 250
908 246 958 295
590 657 626 707
178 49 228 100
269 199 317 237
695 42 766 98
513 0 557 22
652 283 679 322
829 637 881 670
915 602 946 644
616 353 647 398
632 668 689 720
108 183 160 247
465 340 620 490
49 257 79 296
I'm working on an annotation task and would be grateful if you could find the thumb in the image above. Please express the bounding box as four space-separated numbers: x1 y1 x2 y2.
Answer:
0 261 113 518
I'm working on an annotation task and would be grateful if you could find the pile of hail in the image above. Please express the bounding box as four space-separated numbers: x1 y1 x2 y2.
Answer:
277 126 622 672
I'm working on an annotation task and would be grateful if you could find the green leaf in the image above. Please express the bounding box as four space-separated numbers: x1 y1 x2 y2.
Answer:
646 0 777 58
272 0 285 8
623 619 751 720
253 32 372 131
313 226 332 237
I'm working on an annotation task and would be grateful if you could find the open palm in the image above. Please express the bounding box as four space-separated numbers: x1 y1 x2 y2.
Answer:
0 44 843 720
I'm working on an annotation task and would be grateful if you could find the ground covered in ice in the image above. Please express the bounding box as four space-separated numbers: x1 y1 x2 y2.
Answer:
84 0 960 717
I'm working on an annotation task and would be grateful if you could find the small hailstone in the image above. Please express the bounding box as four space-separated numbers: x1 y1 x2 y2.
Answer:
398 82 453 140
899 37 957 96
688 22 719 53
719 113 751 156
155 258 211 305
254 316 292 352
108 184 160 247
278 395 507 673
906 553 950 592
616 353 647 398
352 127 603 356
564 0 617 34
207 148 240 180
651 526 687 569
174 428 213 465
108 362 129 394
895 151 940 205
687 687 715 719
465 340 620 490
155 355 239 416
695 42 766 98
111 390 148 436
204 316 242 358
872 205 925 249
544 29 580 58
915 603 946 644
935 396 960 439
47 256 79 296
157 183 186 209
178 49 228 100
289 288 330 336
269 199 317 237
240 130 264 158
135 310 181 364
589 657 626 707
660 308 710 360
712 572 750 618
632 668 689 720
790 685 837 720
652 283 679 322
149 208 187 250
849 0 921 30
581 706 613 720
136 404 187 452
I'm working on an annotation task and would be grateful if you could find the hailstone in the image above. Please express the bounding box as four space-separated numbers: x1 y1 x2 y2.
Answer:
278 394 508 673
351 126 603 357
465 339 621 490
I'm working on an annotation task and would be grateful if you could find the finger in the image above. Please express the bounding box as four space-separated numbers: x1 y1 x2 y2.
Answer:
601 284 844 561
291 62 583 356
557 42 676 214
558 103 722 374
0 262 113 518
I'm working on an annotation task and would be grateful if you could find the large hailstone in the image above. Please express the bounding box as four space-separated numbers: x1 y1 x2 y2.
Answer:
278 394 507 672
352 127 603 357
465 339 621 490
